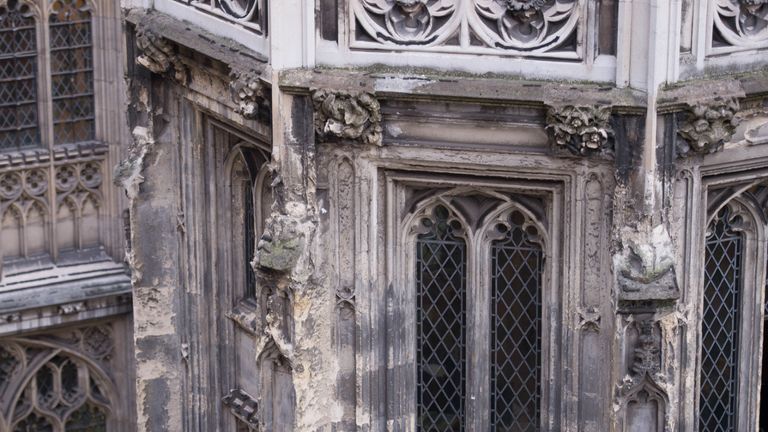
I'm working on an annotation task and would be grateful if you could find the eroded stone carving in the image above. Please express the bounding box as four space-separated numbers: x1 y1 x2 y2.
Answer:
230 70 268 120
135 27 188 84
615 224 679 300
546 105 612 155
255 214 305 272
632 320 661 376
222 388 260 428
312 90 383 146
677 97 741 156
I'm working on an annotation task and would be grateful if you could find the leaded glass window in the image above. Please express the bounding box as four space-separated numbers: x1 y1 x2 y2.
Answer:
50 0 94 145
416 204 466 432
0 0 96 154
699 207 744 432
491 210 543 431
410 196 549 432
0 0 39 152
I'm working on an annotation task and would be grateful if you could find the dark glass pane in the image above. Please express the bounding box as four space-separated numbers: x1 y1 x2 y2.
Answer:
0 0 39 151
491 211 542 432
416 205 466 432
49 0 94 145
65 403 107 432
14 412 54 432
699 208 743 432
244 175 257 298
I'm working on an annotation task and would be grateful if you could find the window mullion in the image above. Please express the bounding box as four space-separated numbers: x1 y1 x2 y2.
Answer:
466 232 490 431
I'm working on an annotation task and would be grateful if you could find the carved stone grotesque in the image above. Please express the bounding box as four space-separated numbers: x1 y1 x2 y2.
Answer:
230 70 268 120
677 97 740 156
632 320 661 377
255 214 305 272
135 27 187 84
545 105 612 155
312 89 383 146
615 224 679 300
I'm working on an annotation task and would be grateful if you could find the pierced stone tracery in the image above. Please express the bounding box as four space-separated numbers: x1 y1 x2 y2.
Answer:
712 0 768 52
352 0 583 58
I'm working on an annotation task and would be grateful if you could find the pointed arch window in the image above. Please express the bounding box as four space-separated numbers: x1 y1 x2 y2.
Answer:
405 191 550 431
697 184 768 432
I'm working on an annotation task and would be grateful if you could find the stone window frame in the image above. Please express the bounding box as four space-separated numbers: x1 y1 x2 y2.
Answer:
202 115 272 431
0 321 132 432
693 171 768 431
383 171 565 430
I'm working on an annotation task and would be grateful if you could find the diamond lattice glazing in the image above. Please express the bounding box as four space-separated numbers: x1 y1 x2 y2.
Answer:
416 205 466 432
490 212 543 432
699 210 743 432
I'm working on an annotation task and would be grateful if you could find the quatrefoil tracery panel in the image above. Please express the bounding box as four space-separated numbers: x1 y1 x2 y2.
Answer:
351 0 583 59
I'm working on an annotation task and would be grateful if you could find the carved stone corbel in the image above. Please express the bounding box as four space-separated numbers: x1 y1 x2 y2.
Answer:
135 27 188 84
230 70 269 121
677 97 741 156
545 104 613 155
312 89 383 146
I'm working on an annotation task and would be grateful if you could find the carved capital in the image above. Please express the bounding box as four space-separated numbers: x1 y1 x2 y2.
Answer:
135 27 188 84
677 97 741 156
312 89 383 146
230 70 268 121
545 105 612 155
222 388 259 428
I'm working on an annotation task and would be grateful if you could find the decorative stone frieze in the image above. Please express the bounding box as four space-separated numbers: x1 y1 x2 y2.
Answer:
230 70 268 120
352 0 581 57
545 105 612 155
312 89 383 146
222 388 260 428
677 97 741 156
135 27 188 84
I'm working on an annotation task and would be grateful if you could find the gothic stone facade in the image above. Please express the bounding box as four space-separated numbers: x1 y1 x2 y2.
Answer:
121 1 768 431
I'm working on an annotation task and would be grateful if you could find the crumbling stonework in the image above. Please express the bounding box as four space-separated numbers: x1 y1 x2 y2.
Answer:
118 4 768 432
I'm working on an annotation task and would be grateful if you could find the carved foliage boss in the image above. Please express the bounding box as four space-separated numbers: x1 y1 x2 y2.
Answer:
546 105 612 155
352 0 581 56
677 97 740 156
313 89 383 146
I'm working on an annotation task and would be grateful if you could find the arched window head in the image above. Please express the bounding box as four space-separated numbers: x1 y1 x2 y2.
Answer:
49 0 94 145
0 0 39 151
